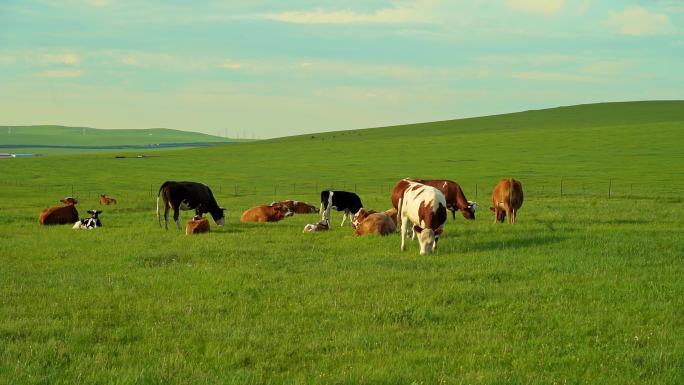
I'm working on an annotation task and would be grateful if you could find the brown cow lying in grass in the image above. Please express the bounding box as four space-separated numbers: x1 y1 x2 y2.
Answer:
490 178 524 224
99 194 117 205
352 208 398 236
303 219 329 233
39 197 79 225
240 203 293 223
271 200 319 214
186 215 210 235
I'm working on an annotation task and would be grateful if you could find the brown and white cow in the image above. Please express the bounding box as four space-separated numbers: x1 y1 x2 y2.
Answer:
271 200 319 214
99 194 117 205
397 182 448 255
240 203 293 223
186 215 210 235
353 212 396 237
39 197 79 225
490 178 524 224
392 178 476 220
352 208 397 229
303 219 329 233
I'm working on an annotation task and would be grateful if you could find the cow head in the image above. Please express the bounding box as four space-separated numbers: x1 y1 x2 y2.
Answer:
271 203 293 218
489 207 506 223
413 226 443 255
61 197 78 205
87 210 102 218
210 207 226 226
461 200 478 220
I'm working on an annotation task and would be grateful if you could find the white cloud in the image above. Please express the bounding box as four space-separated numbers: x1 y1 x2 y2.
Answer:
36 69 83 78
219 60 242 70
512 71 596 83
41 53 79 65
604 6 672 36
261 1 435 24
506 0 564 15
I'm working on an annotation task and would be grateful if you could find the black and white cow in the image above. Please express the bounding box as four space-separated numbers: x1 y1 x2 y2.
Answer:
73 210 102 229
157 181 226 230
320 190 364 227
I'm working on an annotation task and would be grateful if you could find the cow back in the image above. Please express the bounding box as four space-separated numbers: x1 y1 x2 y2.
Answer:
400 183 447 231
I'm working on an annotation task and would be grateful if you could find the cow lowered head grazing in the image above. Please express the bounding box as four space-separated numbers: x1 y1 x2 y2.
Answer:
397 182 448 255
157 181 226 230
73 210 102 229
393 178 477 221
320 190 364 227
490 178 524 224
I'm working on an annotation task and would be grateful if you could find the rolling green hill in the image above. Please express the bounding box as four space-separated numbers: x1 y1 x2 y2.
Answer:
0 101 683 385
0 125 241 154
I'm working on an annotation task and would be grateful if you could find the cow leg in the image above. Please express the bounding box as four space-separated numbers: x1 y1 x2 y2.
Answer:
511 209 516 224
163 206 170 230
173 208 182 230
400 217 408 252
451 208 456 220
507 207 513 224
340 209 349 227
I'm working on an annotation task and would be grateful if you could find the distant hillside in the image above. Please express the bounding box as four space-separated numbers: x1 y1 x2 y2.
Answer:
270 100 684 142
0 125 240 148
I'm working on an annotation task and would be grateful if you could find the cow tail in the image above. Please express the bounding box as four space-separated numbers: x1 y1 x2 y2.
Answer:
156 195 161 227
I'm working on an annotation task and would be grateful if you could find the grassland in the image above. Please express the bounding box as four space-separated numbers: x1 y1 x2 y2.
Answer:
1 101 683 384
0 125 239 155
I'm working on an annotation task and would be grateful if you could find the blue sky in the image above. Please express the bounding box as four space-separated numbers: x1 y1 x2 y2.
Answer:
0 0 682 138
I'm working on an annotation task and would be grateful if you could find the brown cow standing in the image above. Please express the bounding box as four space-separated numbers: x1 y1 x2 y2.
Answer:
391 178 476 220
271 200 319 214
186 215 210 235
99 194 117 205
490 178 524 224
240 203 293 223
353 212 396 237
39 197 79 225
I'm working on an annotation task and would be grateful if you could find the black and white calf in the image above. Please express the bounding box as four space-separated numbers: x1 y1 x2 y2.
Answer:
73 210 103 229
320 190 364 227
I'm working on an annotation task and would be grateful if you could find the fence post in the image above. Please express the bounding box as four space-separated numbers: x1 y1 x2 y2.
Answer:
293 183 296 194
475 183 478 199
560 178 563 197
71 184 74 196
354 183 357 193
608 179 612 199
274 185 277 200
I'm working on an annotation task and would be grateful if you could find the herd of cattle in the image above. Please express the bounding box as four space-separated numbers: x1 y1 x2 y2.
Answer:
38 178 523 255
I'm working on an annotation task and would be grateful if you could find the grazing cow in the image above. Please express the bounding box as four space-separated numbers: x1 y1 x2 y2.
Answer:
73 210 102 229
320 190 364 227
240 203 293 223
99 194 117 205
353 212 396 237
39 197 79 225
392 178 476 220
271 200 319 214
186 215 210 235
397 182 448 255
490 178 524 224
157 181 226 230
303 219 330 233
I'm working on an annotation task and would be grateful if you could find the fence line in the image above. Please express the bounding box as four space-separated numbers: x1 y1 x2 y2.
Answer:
2 178 682 201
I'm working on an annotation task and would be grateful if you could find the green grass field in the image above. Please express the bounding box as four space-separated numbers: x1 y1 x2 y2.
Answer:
1 101 683 384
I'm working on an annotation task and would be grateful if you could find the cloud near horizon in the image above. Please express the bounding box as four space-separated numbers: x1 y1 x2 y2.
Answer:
604 6 672 36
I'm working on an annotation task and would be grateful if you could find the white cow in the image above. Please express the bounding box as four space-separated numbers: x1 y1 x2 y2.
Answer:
397 182 448 255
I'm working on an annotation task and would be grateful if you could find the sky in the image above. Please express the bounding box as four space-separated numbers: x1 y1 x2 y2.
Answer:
0 0 682 138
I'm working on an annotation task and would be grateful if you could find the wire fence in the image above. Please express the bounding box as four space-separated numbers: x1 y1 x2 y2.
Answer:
3 178 682 203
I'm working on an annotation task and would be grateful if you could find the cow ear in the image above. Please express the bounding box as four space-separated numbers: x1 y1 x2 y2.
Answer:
413 225 423 233
435 228 443 235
